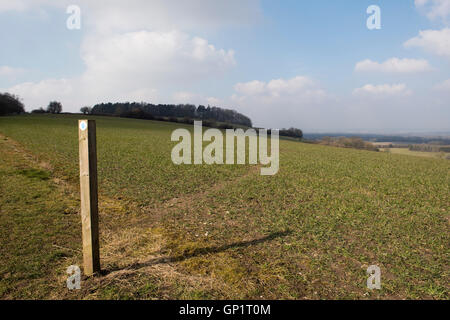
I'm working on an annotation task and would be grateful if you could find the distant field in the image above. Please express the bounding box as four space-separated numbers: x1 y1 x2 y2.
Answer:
0 114 449 299
381 148 450 160
372 142 396 147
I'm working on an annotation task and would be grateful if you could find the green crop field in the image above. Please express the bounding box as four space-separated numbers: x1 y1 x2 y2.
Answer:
0 114 449 299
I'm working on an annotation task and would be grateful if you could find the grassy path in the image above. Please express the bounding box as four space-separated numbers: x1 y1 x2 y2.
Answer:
0 134 81 298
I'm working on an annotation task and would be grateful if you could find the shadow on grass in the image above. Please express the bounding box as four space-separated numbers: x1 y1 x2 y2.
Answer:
102 230 291 275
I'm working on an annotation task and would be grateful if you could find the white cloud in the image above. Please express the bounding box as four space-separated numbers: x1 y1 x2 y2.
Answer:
0 1 27 12
1 0 247 111
0 0 59 12
354 58 432 73
0 66 26 77
4 30 235 111
234 76 318 98
5 78 76 109
353 84 412 97
172 91 222 106
5 78 161 110
415 0 450 24
234 80 266 96
405 28 450 58
81 30 235 87
434 78 450 90
231 76 330 129
230 78 445 132
266 77 316 97
206 97 222 106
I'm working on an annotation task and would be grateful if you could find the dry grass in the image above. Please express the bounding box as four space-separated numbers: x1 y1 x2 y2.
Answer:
381 148 450 159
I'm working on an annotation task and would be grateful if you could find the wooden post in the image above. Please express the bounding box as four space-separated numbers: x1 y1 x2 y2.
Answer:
78 120 100 276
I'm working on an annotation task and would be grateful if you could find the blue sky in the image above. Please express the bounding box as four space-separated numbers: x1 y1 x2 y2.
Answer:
1 0 449 132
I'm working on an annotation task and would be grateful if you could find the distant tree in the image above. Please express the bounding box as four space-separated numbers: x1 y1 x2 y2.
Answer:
80 106 91 115
31 107 47 114
279 127 303 139
0 92 25 116
47 101 62 114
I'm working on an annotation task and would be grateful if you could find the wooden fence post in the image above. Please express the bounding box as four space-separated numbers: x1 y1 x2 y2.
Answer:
78 120 100 275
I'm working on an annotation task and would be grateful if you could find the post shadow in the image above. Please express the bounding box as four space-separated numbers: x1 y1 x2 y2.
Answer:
102 230 291 275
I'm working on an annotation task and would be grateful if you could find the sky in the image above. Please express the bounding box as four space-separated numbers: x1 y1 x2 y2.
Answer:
0 0 449 133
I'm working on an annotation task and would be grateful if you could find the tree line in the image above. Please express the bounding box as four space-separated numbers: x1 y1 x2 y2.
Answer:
0 93 25 116
91 102 253 128
277 128 303 139
1 93 304 140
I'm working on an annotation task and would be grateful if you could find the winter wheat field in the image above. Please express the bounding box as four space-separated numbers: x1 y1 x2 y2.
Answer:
0 114 448 300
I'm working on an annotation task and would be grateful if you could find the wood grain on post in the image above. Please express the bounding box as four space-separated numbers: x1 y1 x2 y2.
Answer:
78 120 100 276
